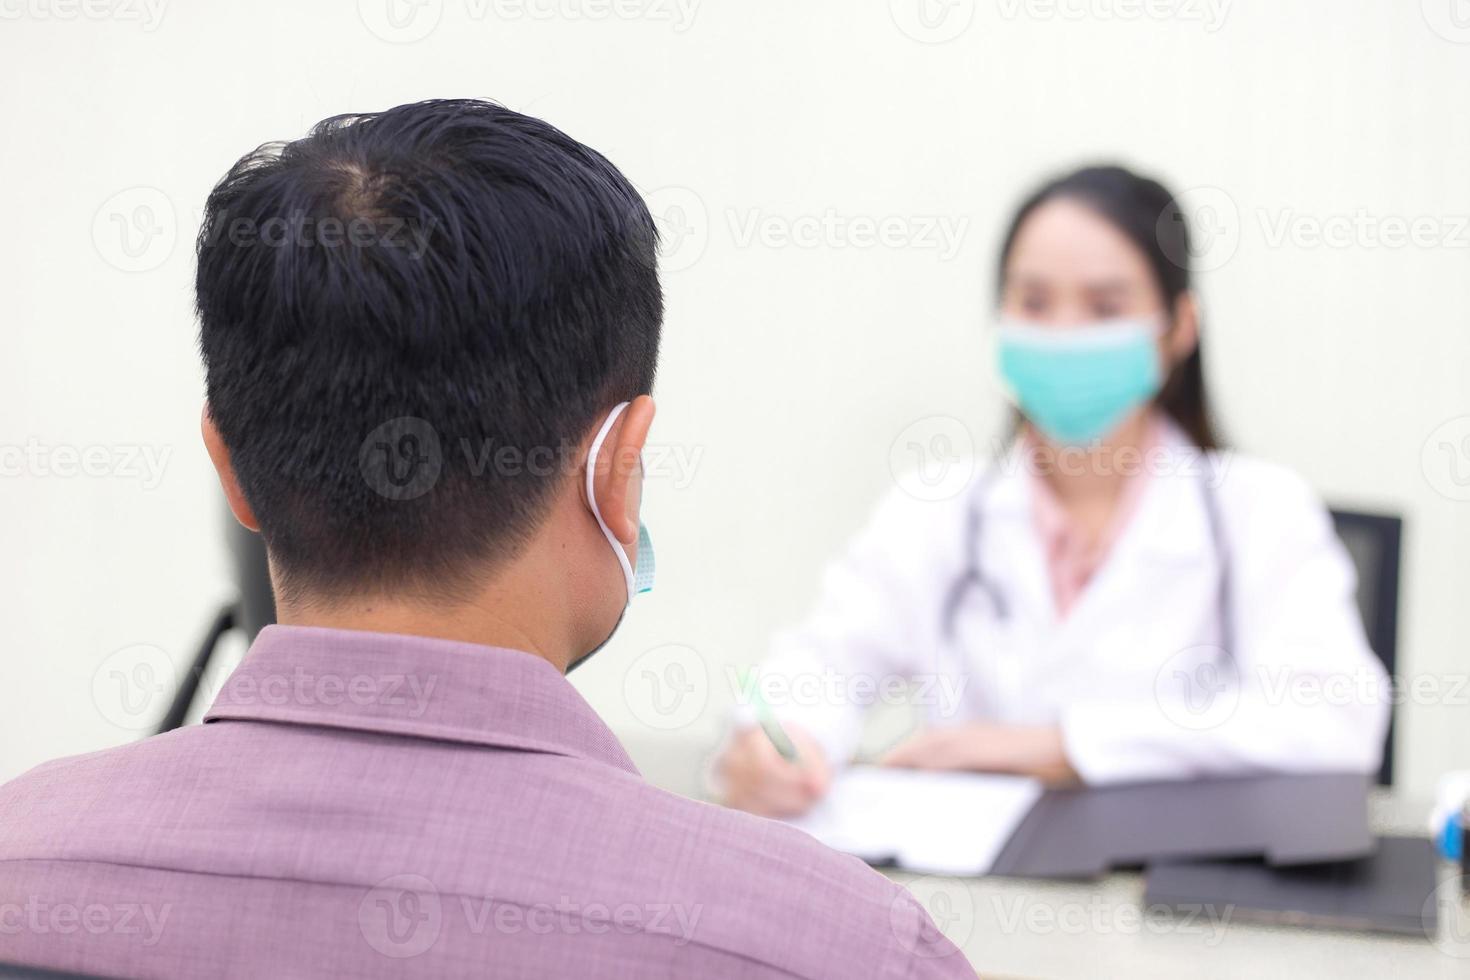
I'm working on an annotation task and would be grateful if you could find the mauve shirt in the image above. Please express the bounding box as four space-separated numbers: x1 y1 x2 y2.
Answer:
0 626 973 978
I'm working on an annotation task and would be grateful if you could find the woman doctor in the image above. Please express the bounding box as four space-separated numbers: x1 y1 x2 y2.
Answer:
718 165 1390 818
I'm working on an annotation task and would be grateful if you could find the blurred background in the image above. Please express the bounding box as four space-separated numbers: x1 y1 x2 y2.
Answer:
1 0 1467 799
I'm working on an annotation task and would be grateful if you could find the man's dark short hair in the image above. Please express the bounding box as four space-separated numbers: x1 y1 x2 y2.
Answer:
196 98 662 602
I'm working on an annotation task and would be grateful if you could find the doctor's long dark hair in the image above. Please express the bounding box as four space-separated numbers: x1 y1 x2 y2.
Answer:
997 165 1223 451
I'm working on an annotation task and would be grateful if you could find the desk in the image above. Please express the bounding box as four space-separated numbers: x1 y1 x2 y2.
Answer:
620 731 1464 980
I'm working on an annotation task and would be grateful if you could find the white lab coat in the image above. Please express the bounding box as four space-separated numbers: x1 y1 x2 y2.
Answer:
760 420 1390 785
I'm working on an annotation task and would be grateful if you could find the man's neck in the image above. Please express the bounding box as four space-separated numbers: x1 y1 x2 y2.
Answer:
272 492 627 673
278 603 546 660
273 552 580 672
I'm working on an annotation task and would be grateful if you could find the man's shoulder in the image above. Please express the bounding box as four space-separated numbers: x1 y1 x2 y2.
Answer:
0 729 199 856
0 728 189 807
0 729 973 978
598 777 971 977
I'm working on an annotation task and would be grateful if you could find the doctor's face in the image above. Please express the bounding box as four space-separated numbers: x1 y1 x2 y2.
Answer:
1000 197 1166 328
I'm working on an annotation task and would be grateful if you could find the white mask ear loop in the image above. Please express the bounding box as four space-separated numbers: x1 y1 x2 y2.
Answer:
585 402 635 606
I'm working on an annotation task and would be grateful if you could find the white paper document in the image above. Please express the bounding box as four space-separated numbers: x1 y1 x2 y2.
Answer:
786 766 1043 876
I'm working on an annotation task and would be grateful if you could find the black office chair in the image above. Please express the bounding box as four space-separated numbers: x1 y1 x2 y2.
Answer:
0 963 107 979
156 519 276 734
1327 508 1403 787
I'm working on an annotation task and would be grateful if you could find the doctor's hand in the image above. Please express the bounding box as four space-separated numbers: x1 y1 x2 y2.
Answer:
879 723 1080 786
715 724 832 818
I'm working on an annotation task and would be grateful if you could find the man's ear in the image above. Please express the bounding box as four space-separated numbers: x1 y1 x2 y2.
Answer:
590 395 655 547
201 404 260 532
1167 291 1201 366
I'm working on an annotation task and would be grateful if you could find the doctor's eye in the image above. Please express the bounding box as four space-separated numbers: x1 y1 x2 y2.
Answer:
1008 290 1050 318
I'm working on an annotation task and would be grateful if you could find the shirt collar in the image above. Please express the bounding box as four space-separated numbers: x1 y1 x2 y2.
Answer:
203 625 639 776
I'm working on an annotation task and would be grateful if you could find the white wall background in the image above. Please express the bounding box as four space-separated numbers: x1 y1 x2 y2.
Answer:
2 0 1468 799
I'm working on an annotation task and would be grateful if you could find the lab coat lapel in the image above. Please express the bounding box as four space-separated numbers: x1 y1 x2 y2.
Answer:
977 455 1058 630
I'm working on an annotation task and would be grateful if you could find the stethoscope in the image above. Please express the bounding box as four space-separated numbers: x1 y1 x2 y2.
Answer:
940 461 1236 662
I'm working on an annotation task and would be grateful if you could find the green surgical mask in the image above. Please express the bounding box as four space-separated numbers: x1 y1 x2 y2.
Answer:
996 317 1164 446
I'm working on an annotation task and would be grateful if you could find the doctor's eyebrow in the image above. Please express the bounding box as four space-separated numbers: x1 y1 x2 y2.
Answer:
1003 274 1141 296
1081 279 1142 298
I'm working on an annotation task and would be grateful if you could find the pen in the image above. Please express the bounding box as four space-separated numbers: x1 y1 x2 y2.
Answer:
742 668 801 764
